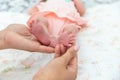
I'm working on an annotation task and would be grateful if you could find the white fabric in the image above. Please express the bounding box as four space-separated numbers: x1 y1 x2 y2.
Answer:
0 1 120 80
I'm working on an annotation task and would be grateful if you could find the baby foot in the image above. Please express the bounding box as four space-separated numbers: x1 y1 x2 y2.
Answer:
49 36 59 47
49 32 75 48
30 19 51 46
58 31 76 47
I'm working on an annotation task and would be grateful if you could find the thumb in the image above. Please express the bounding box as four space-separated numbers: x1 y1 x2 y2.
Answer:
60 46 79 66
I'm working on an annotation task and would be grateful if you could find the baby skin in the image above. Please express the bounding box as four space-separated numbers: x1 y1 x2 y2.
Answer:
27 14 78 48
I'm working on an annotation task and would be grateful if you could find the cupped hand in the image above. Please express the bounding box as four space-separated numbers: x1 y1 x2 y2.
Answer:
33 45 79 80
0 24 54 53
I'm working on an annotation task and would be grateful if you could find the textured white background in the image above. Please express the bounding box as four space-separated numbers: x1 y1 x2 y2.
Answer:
0 0 120 13
0 0 120 80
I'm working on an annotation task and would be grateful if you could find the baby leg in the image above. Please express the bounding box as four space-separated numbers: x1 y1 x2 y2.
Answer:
28 5 39 15
28 15 51 46
58 24 80 47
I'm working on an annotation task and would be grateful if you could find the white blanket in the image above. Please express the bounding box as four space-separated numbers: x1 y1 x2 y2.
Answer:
0 2 120 80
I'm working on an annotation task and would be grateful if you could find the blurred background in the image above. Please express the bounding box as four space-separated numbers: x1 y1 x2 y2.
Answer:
0 0 119 13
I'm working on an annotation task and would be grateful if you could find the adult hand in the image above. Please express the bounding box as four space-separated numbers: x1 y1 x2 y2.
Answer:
33 45 79 80
0 24 54 53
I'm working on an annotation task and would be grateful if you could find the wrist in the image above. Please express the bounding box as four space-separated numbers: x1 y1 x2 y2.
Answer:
33 72 56 80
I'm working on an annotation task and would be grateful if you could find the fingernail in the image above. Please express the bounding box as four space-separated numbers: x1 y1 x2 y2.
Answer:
74 45 80 51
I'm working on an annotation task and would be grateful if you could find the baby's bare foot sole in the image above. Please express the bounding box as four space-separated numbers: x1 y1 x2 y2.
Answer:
31 20 51 45
49 36 59 47
58 31 75 47
27 13 51 46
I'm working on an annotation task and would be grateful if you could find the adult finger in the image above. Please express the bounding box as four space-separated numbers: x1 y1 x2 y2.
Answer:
37 45 54 53
54 45 61 58
59 46 79 66
5 32 54 53
60 44 66 56
68 53 78 72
